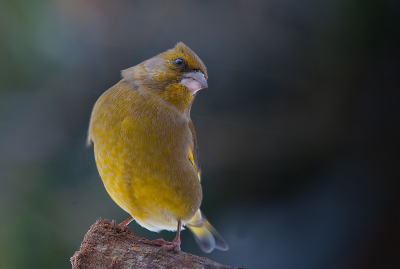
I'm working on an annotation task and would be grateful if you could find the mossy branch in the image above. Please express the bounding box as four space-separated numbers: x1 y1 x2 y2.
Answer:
70 219 241 269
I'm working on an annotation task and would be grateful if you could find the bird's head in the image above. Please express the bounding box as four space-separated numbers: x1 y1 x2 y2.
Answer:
122 42 208 111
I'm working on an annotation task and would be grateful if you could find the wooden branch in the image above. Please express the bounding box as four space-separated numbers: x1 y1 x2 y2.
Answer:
70 219 240 269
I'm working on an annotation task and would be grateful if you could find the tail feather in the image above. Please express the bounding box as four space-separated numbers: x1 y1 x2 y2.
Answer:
186 210 229 253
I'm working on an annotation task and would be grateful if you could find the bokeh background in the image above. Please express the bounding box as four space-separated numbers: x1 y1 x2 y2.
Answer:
1 0 399 268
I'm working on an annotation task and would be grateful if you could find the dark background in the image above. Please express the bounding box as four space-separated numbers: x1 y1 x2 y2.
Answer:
0 1 399 268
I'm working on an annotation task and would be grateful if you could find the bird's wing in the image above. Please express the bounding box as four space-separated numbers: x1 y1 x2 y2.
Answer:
188 119 201 180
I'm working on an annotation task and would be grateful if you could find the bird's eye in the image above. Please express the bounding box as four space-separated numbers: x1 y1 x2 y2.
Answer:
174 58 184 66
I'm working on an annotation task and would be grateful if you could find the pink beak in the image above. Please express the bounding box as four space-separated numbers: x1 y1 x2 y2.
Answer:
180 71 208 94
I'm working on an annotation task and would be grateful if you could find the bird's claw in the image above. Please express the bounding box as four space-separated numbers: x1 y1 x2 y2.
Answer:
154 238 181 253
102 219 131 233
101 219 112 226
111 219 118 233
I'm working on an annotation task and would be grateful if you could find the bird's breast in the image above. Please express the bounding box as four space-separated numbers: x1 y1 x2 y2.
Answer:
92 92 202 226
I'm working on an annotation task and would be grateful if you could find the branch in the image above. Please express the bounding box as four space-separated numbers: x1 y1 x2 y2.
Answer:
70 219 240 269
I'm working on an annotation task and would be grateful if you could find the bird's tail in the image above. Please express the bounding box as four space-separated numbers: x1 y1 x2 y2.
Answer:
186 209 229 253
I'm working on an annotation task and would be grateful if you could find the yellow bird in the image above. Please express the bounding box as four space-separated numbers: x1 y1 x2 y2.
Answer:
87 42 228 253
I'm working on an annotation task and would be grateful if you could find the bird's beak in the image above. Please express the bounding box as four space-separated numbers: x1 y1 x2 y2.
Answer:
180 71 208 94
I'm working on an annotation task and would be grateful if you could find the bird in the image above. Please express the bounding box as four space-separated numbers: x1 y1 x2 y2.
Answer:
87 42 228 253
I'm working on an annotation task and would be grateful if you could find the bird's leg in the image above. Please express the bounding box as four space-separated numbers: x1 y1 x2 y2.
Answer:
108 216 134 232
154 221 182 253
119 216 134 227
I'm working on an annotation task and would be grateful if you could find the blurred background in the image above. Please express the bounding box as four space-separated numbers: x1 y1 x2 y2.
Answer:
0 0 399 268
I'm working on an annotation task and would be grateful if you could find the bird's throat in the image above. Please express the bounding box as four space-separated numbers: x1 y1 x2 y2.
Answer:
161 84 195 112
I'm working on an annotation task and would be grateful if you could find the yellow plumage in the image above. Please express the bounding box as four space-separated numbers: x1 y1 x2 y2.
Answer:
87 42 228 252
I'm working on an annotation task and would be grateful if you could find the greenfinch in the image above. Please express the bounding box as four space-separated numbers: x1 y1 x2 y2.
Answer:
87 42 228 253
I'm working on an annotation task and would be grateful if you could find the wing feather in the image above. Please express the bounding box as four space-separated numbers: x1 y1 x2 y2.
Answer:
188 119 201 180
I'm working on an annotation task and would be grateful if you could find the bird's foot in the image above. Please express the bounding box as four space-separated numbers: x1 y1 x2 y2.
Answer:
100 219 132 233
100 219 112 226
154 238 181 253
111 219 132 232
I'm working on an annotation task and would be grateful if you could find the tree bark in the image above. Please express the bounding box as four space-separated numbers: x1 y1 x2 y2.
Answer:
70 219 240 269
